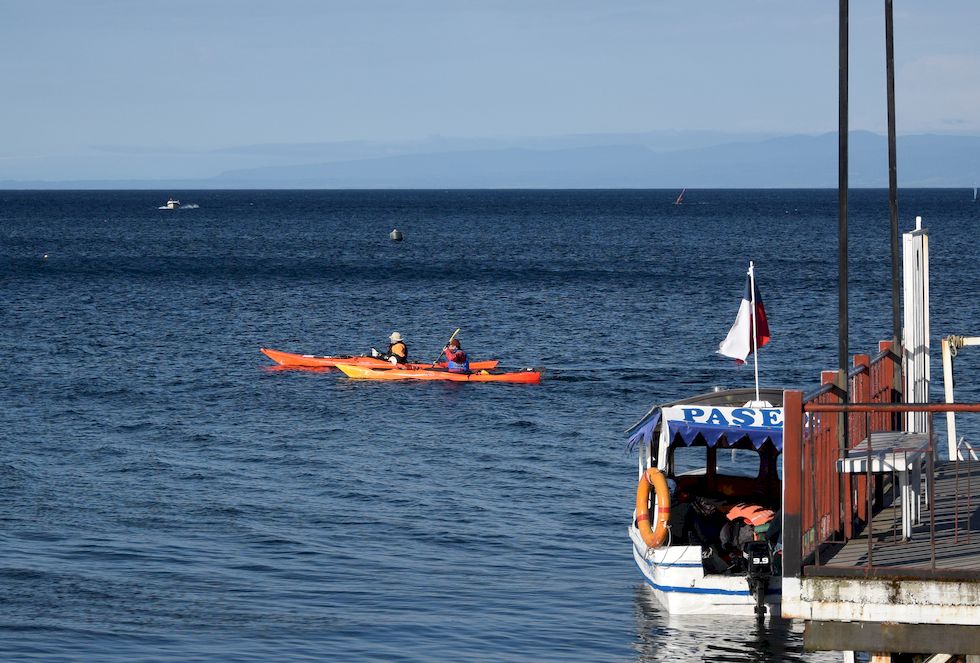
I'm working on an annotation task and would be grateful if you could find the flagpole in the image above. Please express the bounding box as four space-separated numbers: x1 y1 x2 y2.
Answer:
749 261 761 403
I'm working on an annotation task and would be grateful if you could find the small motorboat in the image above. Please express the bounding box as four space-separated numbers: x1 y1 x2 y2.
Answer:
627 387 784 617
159 198 181 210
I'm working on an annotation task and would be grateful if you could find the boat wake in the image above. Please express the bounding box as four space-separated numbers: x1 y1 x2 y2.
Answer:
157 202 199 210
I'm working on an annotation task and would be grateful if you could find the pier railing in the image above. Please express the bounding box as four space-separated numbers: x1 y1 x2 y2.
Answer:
782 341 980 580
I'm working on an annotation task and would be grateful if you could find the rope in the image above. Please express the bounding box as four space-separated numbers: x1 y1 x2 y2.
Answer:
946 334 965 358
644 525 675 563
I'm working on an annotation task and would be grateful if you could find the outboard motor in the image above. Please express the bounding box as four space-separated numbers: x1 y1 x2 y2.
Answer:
743 540 773 619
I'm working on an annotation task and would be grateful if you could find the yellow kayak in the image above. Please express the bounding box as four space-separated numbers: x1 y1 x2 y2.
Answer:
335 363 541 384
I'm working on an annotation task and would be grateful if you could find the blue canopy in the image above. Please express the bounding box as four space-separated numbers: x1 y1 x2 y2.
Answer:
626 399 784 455
626 411 660 454
669 419 782 451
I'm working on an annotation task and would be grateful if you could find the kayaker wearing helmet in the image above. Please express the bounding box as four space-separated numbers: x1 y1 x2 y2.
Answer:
443 338 470 373
371 331 408 364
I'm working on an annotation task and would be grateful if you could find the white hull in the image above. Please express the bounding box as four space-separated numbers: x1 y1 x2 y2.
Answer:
629 526 780 616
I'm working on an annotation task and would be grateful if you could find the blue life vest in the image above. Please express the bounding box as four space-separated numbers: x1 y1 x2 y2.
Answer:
446 352 469 373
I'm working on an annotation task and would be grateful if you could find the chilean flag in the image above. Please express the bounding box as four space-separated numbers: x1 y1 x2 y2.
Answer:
718 266 770 363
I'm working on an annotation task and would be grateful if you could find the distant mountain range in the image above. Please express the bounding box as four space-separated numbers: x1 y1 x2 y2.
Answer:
3 131 978 189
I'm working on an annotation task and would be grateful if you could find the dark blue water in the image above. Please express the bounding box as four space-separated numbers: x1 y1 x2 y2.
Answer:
1 190 977 662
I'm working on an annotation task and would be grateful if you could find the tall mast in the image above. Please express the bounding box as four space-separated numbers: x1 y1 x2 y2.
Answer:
886 0 902 361
749 262 761 404
838 0 850 396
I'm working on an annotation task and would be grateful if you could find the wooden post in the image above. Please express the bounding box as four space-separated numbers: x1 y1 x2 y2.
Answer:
823 370 846 450
782 389 804 576
854 354 871 401
880 340 902 430
835 369 848 537
846 355 870 538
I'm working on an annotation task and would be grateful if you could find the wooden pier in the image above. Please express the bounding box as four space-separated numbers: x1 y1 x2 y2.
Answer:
779 344 980 659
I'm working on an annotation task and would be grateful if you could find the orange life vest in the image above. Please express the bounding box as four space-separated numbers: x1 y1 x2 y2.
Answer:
726 503 775 527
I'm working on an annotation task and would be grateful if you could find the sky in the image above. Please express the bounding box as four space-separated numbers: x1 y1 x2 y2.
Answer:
2 0 979 181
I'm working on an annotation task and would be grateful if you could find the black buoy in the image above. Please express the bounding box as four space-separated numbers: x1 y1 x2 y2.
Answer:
389 228 403 242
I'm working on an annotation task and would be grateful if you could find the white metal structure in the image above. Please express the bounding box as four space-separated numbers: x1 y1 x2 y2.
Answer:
941 335 980 461
836 431 930 539
902 216 930 434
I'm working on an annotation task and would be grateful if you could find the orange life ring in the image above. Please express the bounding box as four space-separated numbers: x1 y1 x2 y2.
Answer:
635 467 671 548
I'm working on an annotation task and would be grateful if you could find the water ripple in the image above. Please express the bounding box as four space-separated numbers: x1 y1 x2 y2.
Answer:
0 189 960 662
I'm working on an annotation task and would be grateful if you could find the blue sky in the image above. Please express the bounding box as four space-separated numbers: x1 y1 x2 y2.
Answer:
2 1 978 180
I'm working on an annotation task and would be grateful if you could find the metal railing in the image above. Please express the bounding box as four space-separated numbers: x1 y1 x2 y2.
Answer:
782 341 980 580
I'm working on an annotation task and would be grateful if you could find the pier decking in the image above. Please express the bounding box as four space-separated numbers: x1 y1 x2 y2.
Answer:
819 460 980 573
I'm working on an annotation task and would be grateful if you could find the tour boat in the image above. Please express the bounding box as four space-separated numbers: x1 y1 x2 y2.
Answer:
159 198 181 210
626 387 784 617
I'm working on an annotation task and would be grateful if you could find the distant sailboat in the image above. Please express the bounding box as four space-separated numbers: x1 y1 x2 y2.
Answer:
673 188 686 205
974 185 977 202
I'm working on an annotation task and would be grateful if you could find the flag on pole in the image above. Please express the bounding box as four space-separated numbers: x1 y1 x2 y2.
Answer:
718 267 770 363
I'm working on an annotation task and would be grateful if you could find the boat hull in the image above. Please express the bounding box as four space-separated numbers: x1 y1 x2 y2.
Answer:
629 526 780 616
335 363 541 383
260 348 499 371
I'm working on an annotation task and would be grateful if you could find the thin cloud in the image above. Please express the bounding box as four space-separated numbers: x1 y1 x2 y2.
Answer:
900 55 980 132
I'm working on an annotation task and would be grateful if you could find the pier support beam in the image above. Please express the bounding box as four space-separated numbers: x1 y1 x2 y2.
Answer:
805 621 980 656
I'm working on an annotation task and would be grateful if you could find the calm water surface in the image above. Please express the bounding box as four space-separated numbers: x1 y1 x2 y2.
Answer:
1 190 978 661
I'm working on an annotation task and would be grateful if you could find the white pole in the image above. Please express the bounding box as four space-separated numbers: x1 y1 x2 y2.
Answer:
942 337 958 461
749 261 761 404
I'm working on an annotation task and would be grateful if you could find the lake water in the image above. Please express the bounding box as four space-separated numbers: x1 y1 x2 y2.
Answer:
1 189 977 661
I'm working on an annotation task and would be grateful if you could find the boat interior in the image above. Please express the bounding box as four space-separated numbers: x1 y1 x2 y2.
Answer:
666 437 782 572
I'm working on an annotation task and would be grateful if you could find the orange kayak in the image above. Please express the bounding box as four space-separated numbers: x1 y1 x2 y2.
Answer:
335 363 541 384
260 347 500 371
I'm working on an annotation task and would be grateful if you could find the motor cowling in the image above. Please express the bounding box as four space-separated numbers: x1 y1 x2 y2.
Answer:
743 540 773 620
744 540 772 581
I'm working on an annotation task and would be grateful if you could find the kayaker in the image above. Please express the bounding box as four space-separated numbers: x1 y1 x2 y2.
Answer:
386 332 408 364
443 338 470 373
371 331 408 364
